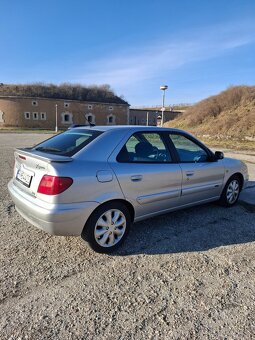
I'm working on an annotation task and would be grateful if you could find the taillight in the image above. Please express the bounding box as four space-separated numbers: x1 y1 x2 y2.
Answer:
37 175 73 195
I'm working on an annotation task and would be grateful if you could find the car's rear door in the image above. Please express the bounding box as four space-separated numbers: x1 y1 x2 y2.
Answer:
109 131 182 220
167 132 225 205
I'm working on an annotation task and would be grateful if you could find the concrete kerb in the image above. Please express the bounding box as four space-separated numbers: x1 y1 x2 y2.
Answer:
220 150 255 212
239 183 255 212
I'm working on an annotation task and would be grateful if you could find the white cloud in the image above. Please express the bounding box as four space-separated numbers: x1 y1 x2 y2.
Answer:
72 20 255 102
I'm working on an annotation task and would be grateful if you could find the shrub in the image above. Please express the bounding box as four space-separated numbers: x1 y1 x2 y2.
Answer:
0 82 128 105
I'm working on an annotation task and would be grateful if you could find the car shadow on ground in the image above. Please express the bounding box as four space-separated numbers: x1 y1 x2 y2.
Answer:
114 201 255 256
246 180 255 187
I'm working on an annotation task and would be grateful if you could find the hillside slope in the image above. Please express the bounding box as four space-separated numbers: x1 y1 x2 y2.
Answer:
166 86 255 138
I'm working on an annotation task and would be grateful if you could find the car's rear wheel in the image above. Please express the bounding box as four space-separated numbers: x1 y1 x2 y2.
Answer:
219 175 241 207
81 202 131 253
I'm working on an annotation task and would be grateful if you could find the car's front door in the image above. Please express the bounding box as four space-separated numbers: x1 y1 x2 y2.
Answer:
168 133 225 205
109 131 182 220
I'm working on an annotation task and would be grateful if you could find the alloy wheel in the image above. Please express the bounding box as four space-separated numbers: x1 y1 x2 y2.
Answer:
226 179 240 204
94 209 127 247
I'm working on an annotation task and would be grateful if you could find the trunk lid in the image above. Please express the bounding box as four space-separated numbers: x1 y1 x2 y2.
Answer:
13 148 73 197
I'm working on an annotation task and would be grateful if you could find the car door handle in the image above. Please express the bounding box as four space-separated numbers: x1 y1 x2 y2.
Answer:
131 175 143 182
186 172 194 177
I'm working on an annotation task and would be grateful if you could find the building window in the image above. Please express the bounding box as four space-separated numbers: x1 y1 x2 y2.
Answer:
64 102 70 108
107 114 116 125
0 110 4 123
64 114 69 122
40 112 47 120
32 100 38 106
85 113 95 124
61 112 73 125
24 112 30 120
88 105 93 110
109 106 113 111
33 112 38 120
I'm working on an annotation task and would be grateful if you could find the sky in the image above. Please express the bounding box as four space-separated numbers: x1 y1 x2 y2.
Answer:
0 0 255 106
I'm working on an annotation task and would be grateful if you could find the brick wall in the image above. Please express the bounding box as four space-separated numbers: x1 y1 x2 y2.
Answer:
0 97 129 129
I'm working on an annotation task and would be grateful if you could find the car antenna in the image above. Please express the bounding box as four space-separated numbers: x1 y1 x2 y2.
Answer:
84 115 95 127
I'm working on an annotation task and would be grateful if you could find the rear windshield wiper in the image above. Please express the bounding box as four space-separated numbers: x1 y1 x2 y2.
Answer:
35 147 62 153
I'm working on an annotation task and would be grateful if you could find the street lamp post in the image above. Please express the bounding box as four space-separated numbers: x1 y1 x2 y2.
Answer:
160 85 168 127
156 114 162 126
146 111 149 126
55 104 58 132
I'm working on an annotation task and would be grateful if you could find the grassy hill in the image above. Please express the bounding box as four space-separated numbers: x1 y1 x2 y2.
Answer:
166 86 255 139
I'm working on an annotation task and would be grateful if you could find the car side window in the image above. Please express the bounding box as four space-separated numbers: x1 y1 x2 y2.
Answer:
169 134 209 163
117 132 172 163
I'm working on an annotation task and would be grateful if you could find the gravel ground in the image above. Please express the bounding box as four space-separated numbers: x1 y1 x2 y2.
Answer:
0 133 255 339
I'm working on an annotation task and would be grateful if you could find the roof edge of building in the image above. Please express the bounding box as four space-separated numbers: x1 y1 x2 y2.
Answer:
0 95 129 106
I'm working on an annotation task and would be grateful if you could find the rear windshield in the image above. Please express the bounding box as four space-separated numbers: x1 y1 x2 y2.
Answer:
32 129 103 156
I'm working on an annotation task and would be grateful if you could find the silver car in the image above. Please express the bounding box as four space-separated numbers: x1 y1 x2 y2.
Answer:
8 126 249 253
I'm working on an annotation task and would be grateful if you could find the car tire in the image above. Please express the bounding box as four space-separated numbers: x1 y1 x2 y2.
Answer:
218 175 242 207
81 202 131 253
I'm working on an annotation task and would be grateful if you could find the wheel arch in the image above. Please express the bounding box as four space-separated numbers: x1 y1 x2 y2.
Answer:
84 199 135 229
100 199 135 222
219 172 244 207
231 172 244 190
81 199 134 252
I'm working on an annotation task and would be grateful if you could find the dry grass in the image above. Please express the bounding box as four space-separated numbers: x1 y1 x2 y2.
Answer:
199 136 255 152
166 86 255 139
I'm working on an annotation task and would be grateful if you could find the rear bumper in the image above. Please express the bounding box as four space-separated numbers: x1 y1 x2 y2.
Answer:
8 179 99 236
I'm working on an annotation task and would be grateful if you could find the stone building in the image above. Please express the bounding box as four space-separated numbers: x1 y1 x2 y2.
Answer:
0 96 129 129
129 108 181 126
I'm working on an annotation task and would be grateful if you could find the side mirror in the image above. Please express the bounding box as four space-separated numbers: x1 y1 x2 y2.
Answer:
214 151 224 160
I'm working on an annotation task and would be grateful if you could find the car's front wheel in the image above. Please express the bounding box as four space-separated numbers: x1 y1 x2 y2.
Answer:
81 202 131 253
219 175 242 207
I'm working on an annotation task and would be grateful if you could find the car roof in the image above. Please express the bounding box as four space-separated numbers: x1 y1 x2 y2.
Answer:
72 125 185 134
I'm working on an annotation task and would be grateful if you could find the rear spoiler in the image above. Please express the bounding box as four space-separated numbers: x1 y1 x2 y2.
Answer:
15 148 73 163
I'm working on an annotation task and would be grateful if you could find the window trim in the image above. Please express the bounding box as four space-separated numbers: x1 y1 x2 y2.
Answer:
107 114 115 125
61 112 73 124
32 112 39 120
167 131 214 163
85 113 95 124
24 112 30 120
40 112 47 120
0 110 4 123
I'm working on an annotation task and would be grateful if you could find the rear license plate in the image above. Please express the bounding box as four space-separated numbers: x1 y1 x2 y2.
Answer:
16 169 32 187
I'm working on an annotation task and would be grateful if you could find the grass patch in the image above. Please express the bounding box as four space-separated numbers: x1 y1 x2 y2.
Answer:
0 128 63 134
166 85 255 139
200 137 255 152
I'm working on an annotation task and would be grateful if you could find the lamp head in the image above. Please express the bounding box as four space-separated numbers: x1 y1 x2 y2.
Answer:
160 85 168 91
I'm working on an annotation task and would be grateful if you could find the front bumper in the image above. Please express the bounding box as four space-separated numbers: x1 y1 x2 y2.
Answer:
8 179 99 236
